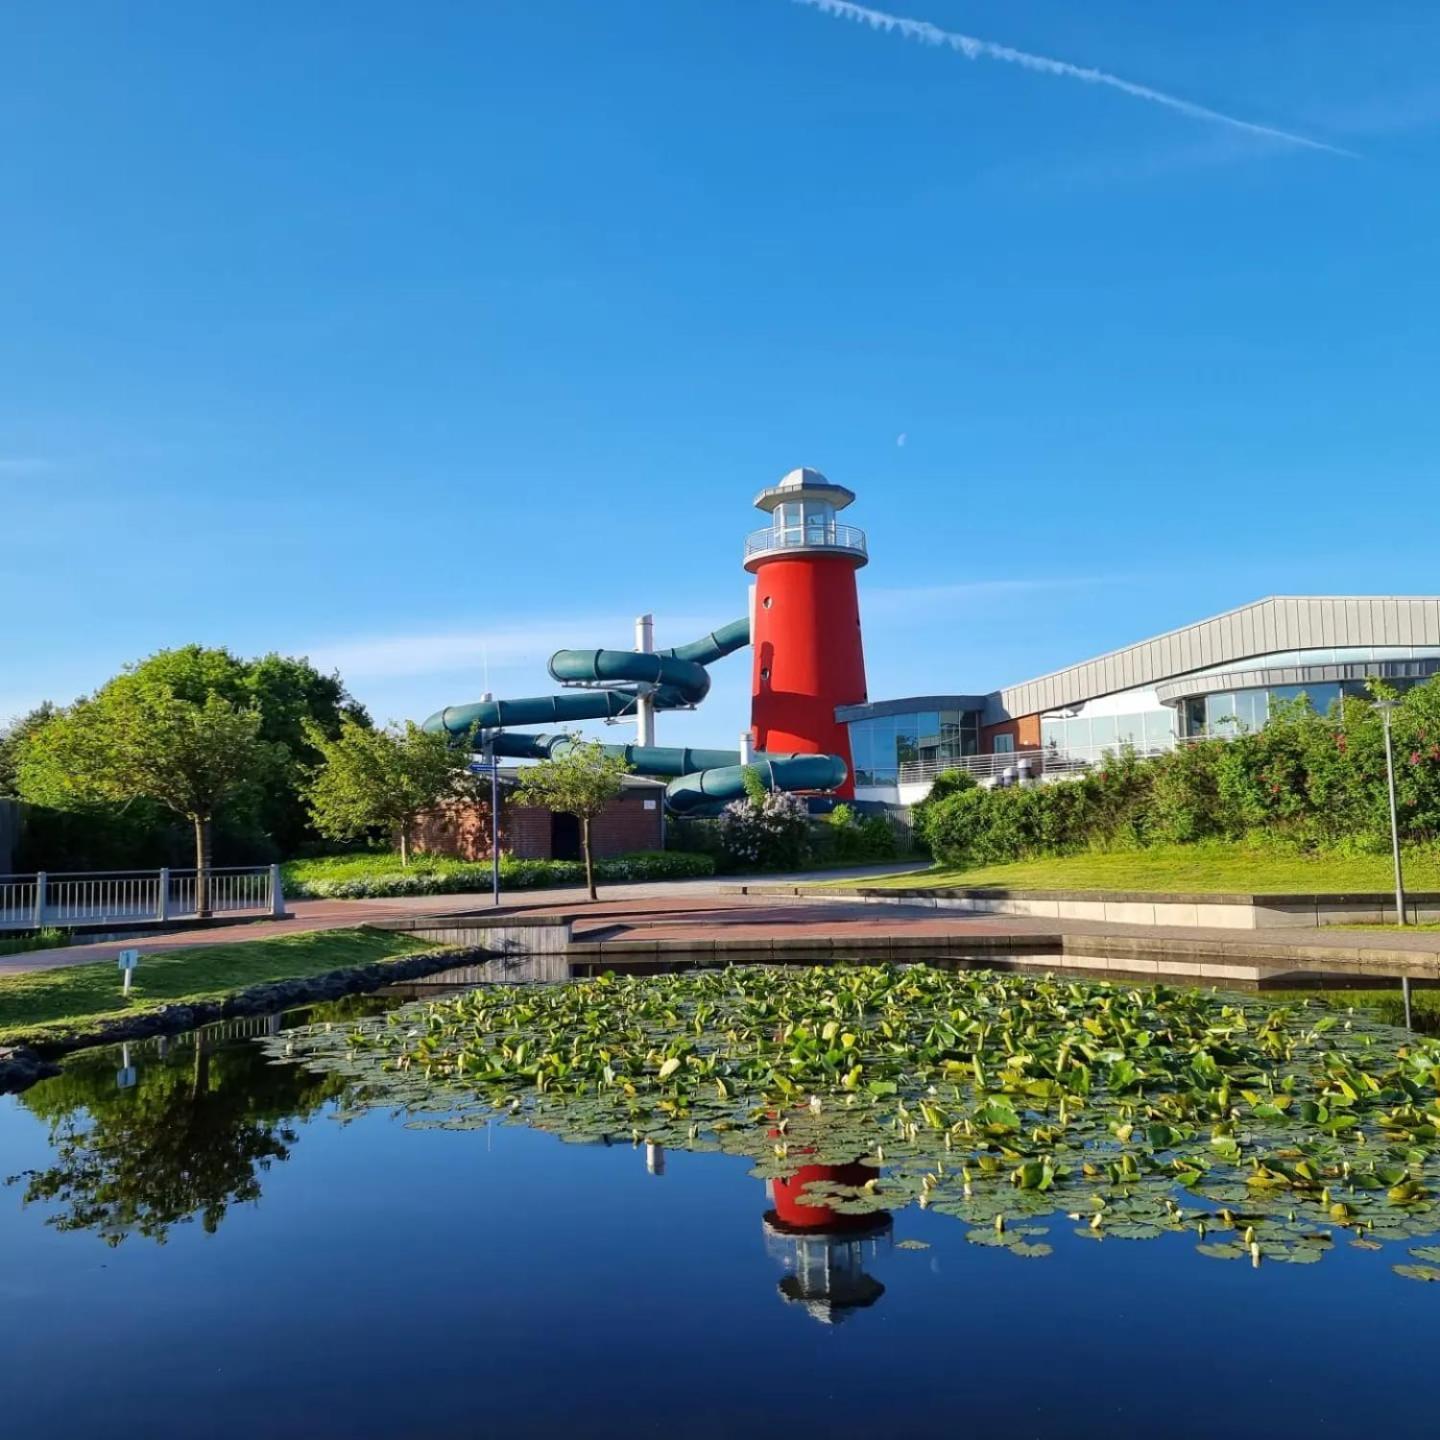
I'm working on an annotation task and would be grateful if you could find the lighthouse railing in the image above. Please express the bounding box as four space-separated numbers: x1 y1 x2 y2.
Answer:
744 523 867 562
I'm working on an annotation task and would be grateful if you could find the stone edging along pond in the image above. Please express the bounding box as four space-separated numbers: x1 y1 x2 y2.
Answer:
0 943 500 1097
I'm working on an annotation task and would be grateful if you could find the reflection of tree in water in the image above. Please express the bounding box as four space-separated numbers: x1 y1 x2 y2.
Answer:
9 1026 347 1246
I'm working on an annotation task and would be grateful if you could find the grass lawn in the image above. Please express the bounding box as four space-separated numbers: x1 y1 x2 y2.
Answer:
0 928 437 1047
835 844 1440 895
281 848 712 898
284 852 497 885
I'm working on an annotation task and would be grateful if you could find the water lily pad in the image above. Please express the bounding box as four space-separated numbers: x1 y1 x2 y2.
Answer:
1394 1263 1440 1282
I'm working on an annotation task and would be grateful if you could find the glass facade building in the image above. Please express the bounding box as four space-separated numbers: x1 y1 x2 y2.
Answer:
843 603 1440 799
1040 706 1175 758
848 707 979 785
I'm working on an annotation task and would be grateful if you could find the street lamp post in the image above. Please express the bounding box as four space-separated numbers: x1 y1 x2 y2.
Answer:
1376 700 1407 927
1375 698 1412 1029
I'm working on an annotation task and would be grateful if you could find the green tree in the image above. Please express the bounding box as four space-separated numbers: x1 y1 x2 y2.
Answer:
512 740 631 900
15 676 276 915
304 717 475 866
0 702 56 797
7 649 367 869
125 646 368 854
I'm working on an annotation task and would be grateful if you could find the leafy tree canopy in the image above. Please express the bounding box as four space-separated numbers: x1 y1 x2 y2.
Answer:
7 646 368 865
304 717 477 865
512 740 631 899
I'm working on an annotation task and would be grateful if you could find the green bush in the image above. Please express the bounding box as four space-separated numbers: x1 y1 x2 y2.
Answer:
283 849 714 898
922 675 1440 869
912 768 977 853
820 804 899 863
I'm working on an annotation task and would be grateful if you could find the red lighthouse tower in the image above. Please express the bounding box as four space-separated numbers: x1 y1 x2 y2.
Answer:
745 468 868 798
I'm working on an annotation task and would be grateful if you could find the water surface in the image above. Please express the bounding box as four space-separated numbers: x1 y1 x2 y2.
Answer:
3 982 1437 1439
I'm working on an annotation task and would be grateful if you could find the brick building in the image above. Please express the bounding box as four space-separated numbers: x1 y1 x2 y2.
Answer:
411 771 667 862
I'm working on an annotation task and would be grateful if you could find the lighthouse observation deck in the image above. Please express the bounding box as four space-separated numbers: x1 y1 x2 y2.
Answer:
743 520 868 568
743 466 869 573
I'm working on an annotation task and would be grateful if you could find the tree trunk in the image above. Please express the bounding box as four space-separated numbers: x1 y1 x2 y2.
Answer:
193 813 213 919
582 815 597 901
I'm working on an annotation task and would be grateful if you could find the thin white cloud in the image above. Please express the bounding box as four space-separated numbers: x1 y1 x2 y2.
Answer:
865 574 1141 618
896 432 908 447
791 0 1352 157
303 611 746 683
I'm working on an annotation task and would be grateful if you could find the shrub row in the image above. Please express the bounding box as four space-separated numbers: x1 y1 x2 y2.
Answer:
283 849 714 899
670 804 909 873
917 682 1440 868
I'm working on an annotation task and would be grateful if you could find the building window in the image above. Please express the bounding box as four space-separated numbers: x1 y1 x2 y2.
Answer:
993 734 1015 754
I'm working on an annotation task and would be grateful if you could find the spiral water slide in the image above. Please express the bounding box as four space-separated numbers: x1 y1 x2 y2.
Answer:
421 618 847 814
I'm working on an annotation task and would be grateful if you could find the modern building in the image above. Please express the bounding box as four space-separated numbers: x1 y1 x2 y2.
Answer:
841 596 1440 807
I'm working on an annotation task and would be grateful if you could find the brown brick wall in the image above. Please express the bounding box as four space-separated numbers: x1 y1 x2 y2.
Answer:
590 791 665 857
980 713 1041 753
411 787 663 861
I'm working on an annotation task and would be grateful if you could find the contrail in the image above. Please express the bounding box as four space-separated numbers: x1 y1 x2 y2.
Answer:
792 0 1352 157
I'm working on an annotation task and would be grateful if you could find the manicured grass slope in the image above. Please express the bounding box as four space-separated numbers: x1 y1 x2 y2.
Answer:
845 844 1440 895
0 928 436 1046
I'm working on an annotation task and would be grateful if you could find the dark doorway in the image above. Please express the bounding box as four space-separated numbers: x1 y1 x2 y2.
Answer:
550 812 581 861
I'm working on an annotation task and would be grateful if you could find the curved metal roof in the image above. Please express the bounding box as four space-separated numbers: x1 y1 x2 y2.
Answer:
987 596 1440 722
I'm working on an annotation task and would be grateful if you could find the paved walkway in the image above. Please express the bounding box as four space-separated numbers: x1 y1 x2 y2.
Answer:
0 866 916 977
8 869 1440 979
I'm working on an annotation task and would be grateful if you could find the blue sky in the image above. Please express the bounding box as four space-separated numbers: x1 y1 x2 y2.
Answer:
4 0 1438 749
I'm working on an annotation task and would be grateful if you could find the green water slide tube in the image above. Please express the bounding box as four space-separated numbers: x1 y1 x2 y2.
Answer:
420 617 847 814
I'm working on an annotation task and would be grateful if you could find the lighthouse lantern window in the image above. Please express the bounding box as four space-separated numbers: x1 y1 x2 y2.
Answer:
803 500 835 543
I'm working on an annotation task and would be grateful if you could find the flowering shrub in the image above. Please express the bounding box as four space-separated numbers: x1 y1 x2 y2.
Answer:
716 787 812 871
284 849 714 898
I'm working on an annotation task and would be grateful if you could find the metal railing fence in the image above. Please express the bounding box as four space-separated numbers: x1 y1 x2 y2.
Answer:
744 523 868 562
874 734 1217 789
0 864 283 931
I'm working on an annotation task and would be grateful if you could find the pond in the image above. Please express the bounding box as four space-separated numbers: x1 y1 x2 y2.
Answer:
3 964 1440 1439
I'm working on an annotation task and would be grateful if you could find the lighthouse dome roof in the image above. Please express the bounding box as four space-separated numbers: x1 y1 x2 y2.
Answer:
753 467 856 513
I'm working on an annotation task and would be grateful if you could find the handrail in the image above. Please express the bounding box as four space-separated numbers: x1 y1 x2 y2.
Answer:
0 864 283 931
0 865 270 881
744 523 868 561
877 733 1218 788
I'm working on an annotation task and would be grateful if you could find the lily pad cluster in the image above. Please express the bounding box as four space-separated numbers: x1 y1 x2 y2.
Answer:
265 963 1440 1275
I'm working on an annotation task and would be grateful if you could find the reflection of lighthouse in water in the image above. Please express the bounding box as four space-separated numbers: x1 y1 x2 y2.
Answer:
762 1161 892 1326
639 1142 891 1324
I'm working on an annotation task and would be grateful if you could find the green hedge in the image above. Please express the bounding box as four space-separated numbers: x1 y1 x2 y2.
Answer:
920 679 1440 868
283 849 715 899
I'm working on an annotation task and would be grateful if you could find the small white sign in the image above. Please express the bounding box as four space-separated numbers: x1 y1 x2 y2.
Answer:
118 949 140 971
643 799 657 811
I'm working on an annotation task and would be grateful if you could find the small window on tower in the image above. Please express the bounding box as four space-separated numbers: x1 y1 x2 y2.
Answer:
760 667 771 681
762 596 773 609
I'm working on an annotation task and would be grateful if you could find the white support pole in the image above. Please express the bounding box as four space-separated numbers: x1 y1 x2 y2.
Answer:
634 613 656 748
269 863 284 918
158 867 171 922
33 871 46 928
739 731 754 765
